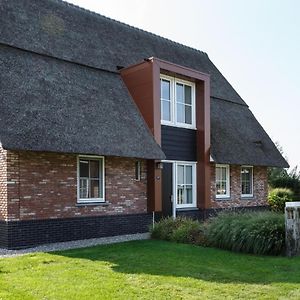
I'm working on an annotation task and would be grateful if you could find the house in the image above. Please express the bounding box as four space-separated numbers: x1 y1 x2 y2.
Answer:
0 0 288 249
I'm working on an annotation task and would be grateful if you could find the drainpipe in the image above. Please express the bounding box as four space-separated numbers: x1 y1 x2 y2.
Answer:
172 163 177 219
152 211 155 228
172 195 176 219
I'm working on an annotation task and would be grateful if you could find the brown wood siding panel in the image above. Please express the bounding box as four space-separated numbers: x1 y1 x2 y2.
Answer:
196 80 211 209
121 62 162 212
121 62 156 138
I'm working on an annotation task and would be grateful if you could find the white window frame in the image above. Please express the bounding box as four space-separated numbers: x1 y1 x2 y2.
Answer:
215 164 230 199
176 162 197 208
160 76 174 126
241 165 254 198
77 155 105 203
162 160 197 209
135 160 141 181
160 75 196 129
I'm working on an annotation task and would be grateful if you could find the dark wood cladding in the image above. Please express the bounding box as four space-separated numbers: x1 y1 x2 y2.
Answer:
161 125 197 161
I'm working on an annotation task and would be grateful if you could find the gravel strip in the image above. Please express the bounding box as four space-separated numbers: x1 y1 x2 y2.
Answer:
0 233 150 258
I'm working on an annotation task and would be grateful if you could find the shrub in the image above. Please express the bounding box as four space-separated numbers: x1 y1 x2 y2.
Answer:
205 211 285 256
150 217 208 246
268 188 294 212
150 217 182 241
269 166 300 200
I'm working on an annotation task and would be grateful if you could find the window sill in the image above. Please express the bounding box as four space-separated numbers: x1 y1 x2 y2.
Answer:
161 122 197 130
215 197 231 201
76 201 109 207
176 207 198 211
241 196 254 200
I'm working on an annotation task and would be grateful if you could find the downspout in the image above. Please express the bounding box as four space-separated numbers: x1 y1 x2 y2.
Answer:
172 163 177 219
152 211 155 228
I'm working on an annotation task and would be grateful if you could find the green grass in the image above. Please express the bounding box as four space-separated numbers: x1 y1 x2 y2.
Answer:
0 240 300 299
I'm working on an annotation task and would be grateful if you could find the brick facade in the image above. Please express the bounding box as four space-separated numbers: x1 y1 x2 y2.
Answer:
0 150 271 248
3 151 147 221
1 152 270 221
210 163 268 209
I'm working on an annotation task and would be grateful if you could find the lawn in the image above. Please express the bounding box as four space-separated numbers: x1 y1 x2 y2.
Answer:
0 240 300 299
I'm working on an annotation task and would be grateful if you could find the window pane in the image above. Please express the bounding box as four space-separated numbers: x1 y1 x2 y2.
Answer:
186 186 193 204
216 167 221 181
177 187 184 205
216 166 229 196
184 85 192 104
135 161 141 180
186 165 192 184
161 79 170 100
177 103 185 123
185 105 192 124
177 165 184 185
80 178 89 198
162 100 171 121
176 83 184 103
222 167 227 180
242 182 250 195
80 160 89 177
242 167 252 195
90 179 100 198
216 181 226 195
90 160 99 178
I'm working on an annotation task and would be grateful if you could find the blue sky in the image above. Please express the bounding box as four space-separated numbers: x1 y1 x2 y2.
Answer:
67 0 300 169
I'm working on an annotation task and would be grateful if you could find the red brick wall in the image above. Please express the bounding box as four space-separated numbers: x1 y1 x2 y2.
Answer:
210 163 268 209
0 146 7 220
5 151 147 221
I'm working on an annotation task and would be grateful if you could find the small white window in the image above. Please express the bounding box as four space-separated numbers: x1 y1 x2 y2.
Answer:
77 156 105 203
135 161 141 181
241 166 253 197
216 164 230 199
176 163 196 208
160 75 195 129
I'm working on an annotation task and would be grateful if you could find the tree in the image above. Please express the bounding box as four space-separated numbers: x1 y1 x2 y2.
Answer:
268 143 300 200
268 142 288 186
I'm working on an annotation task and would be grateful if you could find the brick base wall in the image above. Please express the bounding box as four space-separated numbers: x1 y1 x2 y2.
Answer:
210 164 268 209
5 151 148 221
0 213 152 249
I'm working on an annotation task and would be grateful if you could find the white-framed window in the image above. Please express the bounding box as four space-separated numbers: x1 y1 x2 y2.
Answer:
77 156 105 203
215 164 230 199
135 161 141 181
160 75 196 129
176 162 197 208
241 166 253 197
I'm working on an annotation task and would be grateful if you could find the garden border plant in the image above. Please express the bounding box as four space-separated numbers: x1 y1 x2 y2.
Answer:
150 211 285 256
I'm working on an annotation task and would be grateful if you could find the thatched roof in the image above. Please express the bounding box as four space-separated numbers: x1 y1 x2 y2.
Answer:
0 0 288 167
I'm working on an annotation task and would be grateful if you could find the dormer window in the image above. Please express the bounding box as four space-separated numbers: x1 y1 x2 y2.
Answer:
160 75 196 129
